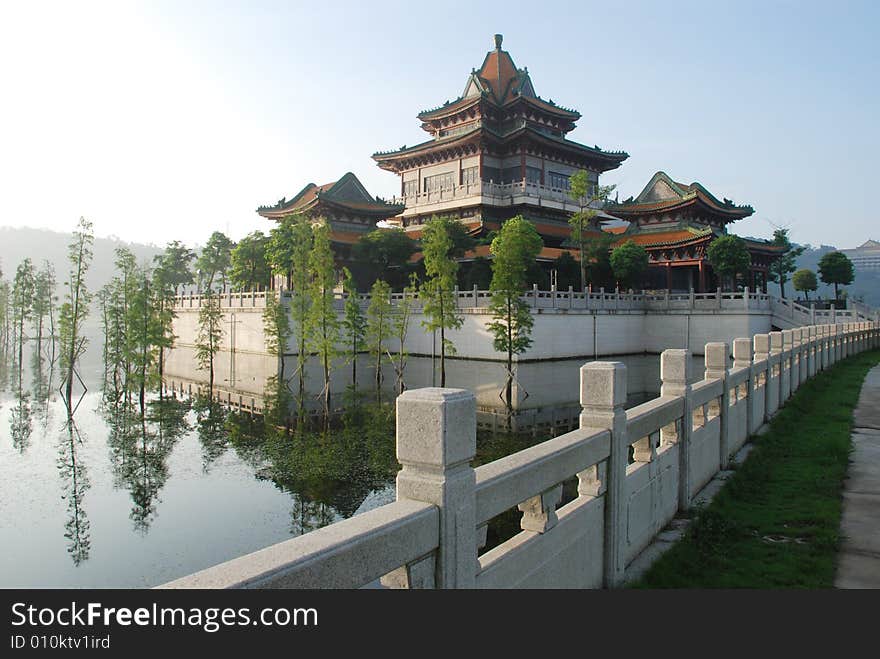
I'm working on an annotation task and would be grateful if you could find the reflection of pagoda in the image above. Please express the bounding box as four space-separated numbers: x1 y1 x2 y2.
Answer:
257 172 403 264
372 34 628 248
607 172 783 292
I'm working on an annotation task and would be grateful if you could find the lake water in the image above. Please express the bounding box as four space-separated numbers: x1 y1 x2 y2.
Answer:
0 342 697 588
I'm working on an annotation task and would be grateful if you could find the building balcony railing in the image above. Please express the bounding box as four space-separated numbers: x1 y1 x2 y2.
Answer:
391 180 603 213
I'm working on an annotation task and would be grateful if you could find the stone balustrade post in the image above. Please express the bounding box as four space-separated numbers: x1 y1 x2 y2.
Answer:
733 338 753 439
754 333 771 426
393 388 477 589
808 326 817 376
790 329 801 393
770 330 783 412
743 286 750 309
532 283 538 308
705 342 730 469
580 362 628 588
716 287 722 309
781 330 793 402
821 325 830 368
810 303 816 324
660 349 692 511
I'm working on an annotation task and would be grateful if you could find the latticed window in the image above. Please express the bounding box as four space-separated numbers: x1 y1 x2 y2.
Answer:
461 166 479 185
549 171 570 190
403 180 419 197
526 166 542 184
424 172 456 192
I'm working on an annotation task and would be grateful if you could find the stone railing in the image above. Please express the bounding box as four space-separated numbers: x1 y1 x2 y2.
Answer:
160 321 878 589
391 180 591 212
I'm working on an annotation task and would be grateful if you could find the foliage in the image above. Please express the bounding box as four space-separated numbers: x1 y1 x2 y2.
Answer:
266 214 310 290
195 293 223 394
817 251 854 300
195 231 233 293
229 230 270 291
768 228 806 298
32 260 57 354
387 273 418 395
341 267 367 392
610 240 649 290
366 278 392 395
353 228 417 290
460 256 492 290
152 241 195 295
420 216 464 387
552 251 580 290
707 234 750 291
306 222 340 421
11 258 35 373
792 268 818 301
59 217 94 414
285 215 314 419
486 216 543 415
568 169 615 291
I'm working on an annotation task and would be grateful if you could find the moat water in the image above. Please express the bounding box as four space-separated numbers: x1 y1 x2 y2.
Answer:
0 341 703 588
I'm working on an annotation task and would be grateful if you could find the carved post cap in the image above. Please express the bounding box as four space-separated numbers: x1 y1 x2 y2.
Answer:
705 342 728 373
733 338 752 364
769 331 783 351
396 388 476 470
661 349 690 385
754 333 770 355
580 362 627 409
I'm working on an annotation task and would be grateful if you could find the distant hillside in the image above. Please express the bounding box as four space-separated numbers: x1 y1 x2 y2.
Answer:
0 226 166 295
791 244 879 308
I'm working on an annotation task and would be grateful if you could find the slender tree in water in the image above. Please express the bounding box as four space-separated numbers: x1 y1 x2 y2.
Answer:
388 273 418 395
126 263 162 414
152 241 195 390
32 260 57 362
306 222 340 424
12 258 35 388
366 278 392 398
341 267 366 396
263 289 293 430
0 272 11 356
195 292 223 397
420 216 463 387
59 217 94 416
195 231 233 293
486 216 543 418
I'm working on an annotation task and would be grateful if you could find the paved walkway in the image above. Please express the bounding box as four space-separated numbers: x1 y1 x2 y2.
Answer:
835 364 880 588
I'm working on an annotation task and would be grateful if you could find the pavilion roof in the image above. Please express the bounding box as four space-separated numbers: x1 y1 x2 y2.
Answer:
257 172 402 219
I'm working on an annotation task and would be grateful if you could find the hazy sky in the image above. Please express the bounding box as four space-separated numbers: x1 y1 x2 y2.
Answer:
1 0 877 249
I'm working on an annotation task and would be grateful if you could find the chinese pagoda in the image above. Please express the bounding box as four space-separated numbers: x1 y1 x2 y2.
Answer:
257 171 403 266
372 34 628 251
606 172 784 292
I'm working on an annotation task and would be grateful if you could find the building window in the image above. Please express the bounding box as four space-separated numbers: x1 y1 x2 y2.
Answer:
461 166 479 185
525 166 542 185
424 172 455 193
482 166 501 183
403 180 418 197
548 171 570 190
501 166 521 184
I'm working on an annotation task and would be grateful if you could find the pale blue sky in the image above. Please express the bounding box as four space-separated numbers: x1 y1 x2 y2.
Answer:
1 0 876 248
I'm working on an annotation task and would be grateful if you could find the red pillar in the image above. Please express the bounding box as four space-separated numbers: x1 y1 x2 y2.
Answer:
698 261 706 293
666 263 672 291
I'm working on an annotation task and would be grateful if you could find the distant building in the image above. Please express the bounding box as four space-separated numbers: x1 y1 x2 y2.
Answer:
841 240 880 271
372 34 628 250
606 172 784 292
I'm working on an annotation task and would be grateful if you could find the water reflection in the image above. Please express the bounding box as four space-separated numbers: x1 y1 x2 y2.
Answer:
57 419 91 565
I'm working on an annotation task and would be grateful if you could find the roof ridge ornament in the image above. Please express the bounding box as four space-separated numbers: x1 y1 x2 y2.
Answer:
494 33 503 50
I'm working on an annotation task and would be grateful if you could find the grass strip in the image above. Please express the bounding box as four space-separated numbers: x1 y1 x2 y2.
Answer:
633 349 880 588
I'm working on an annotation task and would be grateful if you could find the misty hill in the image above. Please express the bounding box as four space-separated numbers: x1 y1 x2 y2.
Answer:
792 244 878 307
0 226 166 295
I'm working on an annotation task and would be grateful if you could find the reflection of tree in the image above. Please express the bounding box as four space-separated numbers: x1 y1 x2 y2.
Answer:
57 419 91 565
194 397 228 472
31 344 55 430
226 402 397 535
104 396 190 533
10 390 33 453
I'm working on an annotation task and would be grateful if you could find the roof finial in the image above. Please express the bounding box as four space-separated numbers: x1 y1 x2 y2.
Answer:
494 33 503 50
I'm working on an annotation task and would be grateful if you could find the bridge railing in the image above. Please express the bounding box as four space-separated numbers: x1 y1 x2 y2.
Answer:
160 321 878 589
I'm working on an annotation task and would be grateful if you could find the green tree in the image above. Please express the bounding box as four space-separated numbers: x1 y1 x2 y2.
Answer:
152 241 195 389
486 216 543 416
568 169 615 291
817 251 854 300
353 228 417 289
552 251 580 291
126 263 162 412
610 240 649 290
341 268 367 393
285 216 314 419
195 231 233 293
59 217 94 415
792 268 818 302
32 261 57 361
306 222 340 421
366 278 392 396
388 274 417 395
707 235 750 291
195 293 223 396
230 230 270 291
420 216 464 387
262 291 293 429
266 215 306 290
768 228 806 298
12 258 35 385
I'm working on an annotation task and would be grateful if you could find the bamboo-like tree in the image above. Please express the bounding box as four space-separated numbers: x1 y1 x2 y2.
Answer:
32 261 57 361
195 231 233 293
195 292 223 397
12 258 35 381
284 215 314 419
486 216 543 416
59 217 94 415
306 222 340 422
366 278 392 397
126 263 162 413
262 289 293 429
341 268 367 394
387 273 417 395
151 241 195 389
230 230 270 291
420 216 464 387
568 169 615 292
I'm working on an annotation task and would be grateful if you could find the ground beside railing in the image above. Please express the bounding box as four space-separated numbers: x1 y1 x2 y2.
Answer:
631 349 880 588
